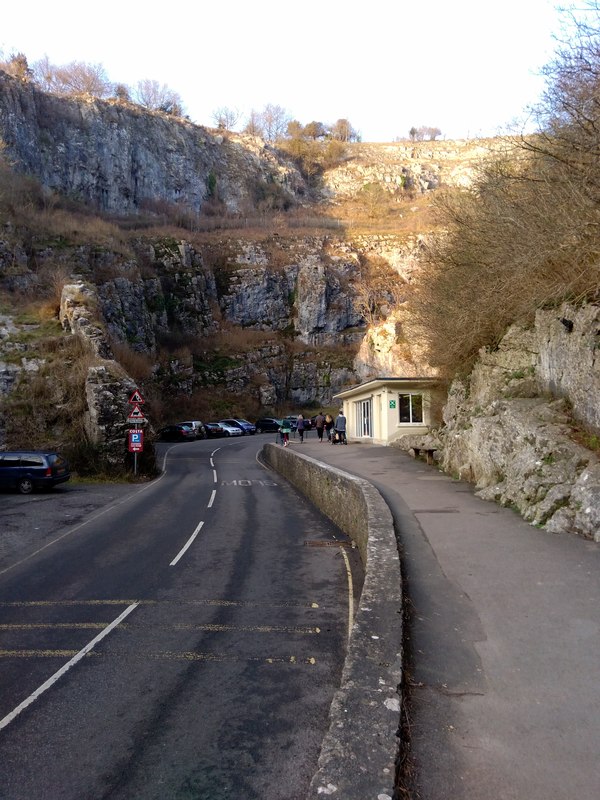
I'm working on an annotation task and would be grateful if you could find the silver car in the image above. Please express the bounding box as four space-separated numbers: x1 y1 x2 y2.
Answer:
218 421 243 437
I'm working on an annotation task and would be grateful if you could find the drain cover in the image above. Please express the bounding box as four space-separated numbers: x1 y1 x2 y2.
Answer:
304 540 355 548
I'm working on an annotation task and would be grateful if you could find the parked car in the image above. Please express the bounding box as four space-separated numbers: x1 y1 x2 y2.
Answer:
0 451 71 495
156 424 196 442
235 418 256 435
254 417 283 433
204 422 226 438
219 418 256 435
178 420 207 439
217 421 244 437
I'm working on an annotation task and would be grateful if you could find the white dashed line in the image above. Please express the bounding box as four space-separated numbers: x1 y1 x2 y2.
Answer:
208 490 216 508
170 521 204 566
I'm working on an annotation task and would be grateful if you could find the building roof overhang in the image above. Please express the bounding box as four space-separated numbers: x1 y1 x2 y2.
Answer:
333 376 440 400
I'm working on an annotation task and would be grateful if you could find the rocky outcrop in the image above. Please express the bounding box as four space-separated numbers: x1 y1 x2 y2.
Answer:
323 139 496 199
84 364 139 462
92 235 367 351
535 303 600 431
0 71 306 214
59 281 113 358
58 282 142 464
441 304 600 540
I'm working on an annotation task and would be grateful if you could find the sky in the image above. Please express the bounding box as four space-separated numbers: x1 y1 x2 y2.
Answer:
0 0 582 142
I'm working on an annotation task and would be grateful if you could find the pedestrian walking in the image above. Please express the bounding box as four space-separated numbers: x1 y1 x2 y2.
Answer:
297 414 306 443
334 409 347 445
324 413 334 442
279 418 292 446
315 411 325 442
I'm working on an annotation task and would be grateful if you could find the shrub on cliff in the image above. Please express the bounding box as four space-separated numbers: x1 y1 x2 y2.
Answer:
408 5 600 377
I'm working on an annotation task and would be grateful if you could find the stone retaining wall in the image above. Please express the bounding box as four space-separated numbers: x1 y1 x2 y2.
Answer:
261 443 403 800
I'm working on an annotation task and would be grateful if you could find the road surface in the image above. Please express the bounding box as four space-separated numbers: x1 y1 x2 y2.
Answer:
0 436 363 800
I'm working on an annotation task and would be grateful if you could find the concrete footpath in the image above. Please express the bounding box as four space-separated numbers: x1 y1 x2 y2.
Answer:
284 436 600 800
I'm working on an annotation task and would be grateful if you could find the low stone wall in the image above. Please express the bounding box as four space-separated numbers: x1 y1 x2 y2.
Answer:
261 443 403 800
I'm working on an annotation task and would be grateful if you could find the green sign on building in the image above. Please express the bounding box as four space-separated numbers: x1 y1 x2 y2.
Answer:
389 400 396 409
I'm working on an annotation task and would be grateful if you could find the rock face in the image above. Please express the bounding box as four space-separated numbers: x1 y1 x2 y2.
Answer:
0 71 306 214
535 303 600 431
441 304 600 540
323 140 496 199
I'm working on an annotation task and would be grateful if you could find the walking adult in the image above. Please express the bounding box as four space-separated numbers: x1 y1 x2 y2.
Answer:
334 409 347 445
324 413 334 442
297 414 306 443
279 418 292 446
314 411 325 442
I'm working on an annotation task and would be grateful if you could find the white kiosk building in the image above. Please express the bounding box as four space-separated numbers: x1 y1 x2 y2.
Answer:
333 377 440 446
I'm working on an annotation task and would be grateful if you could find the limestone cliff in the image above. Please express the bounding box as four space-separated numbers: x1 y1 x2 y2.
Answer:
322 139 495 200
0 71 306 214
440 304 600 541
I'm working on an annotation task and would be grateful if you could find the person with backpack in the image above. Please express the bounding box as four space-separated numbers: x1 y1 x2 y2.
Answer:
279 418 292 446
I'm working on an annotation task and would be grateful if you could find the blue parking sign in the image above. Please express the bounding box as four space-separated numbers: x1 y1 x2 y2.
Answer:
128 429 144 452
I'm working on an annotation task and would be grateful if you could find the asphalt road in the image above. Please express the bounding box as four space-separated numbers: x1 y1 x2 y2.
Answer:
0 436 363 800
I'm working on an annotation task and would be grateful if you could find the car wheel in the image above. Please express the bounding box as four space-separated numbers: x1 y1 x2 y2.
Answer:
17 477 34 495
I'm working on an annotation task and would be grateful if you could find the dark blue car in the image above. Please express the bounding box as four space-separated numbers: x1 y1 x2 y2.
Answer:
0 451 71 494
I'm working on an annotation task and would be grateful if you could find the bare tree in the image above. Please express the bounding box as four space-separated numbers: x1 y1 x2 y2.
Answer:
261 103 290 142
242 104 290 141
409 126 442 141
134 79 185 115
211 106 240 130
111 83 131 102
244 109 264 137
330 118 360 142
0 52 32 81
32 57 112 97
31 55 56 93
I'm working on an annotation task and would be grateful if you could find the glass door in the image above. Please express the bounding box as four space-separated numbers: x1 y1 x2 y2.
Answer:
355 398 372 437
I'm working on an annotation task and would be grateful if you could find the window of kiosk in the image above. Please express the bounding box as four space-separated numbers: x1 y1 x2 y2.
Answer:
399 393 423 424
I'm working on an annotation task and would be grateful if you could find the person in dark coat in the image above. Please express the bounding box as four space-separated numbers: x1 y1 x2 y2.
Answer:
314 412 325 442
324 413 334 442
334 409 347 445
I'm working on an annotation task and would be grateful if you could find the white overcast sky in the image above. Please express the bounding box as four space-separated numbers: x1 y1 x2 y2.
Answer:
0 0 582 141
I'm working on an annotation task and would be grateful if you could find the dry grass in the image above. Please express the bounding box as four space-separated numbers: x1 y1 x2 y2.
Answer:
208 323 278 353
111 341 155 382
1 334 97 451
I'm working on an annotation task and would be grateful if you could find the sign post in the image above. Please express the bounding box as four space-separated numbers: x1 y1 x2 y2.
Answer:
127 390 146 476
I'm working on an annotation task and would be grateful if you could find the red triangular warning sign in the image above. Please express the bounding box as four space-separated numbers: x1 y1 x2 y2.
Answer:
127 404 145 420
129 390 145 404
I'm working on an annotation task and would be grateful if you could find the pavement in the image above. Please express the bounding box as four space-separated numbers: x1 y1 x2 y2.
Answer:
286 434 600 800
